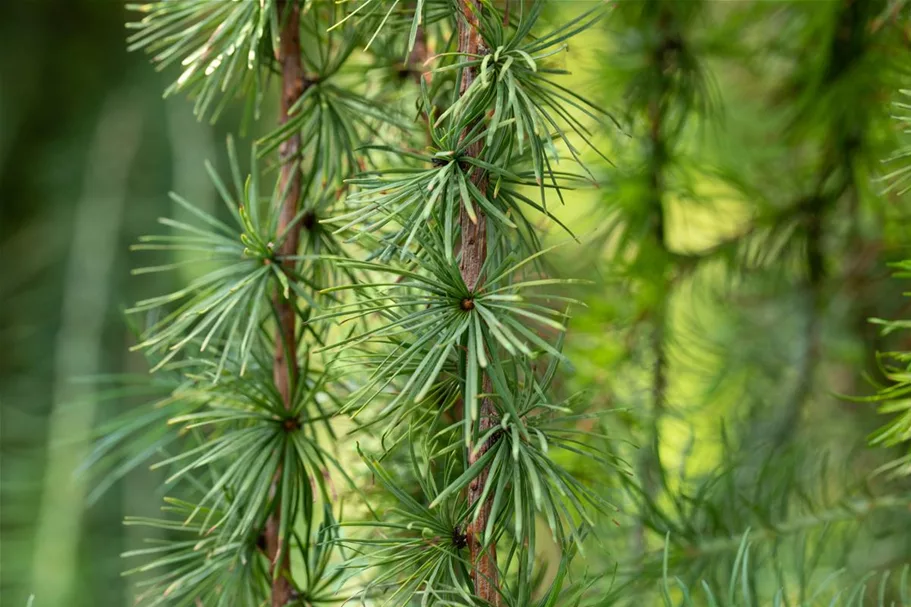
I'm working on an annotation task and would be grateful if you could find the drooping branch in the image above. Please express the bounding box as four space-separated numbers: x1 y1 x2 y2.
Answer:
265 2 305 605
456 1 500 604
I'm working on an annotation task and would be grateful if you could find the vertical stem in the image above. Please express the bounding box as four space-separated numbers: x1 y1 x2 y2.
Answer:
266 2 304 605
646 92 667 485
636 10 671 555
771 0 866 447
456 1 500 604
633 96 668 558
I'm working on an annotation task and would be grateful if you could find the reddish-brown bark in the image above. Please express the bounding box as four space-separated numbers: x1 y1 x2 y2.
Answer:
457 1 500 604
265 2 305 605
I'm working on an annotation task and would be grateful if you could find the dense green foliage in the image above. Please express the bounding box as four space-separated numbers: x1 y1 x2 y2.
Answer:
5 1 911 606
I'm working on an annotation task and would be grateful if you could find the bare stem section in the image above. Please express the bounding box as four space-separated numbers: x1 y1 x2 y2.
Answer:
456 1 500 604
266 2 305 605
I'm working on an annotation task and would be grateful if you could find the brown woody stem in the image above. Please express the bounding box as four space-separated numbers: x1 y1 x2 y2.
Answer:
457 1 500 604
265 2 304 605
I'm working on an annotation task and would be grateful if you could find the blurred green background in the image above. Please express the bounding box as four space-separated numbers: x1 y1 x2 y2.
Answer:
3 1 911 605
0 1 238 604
